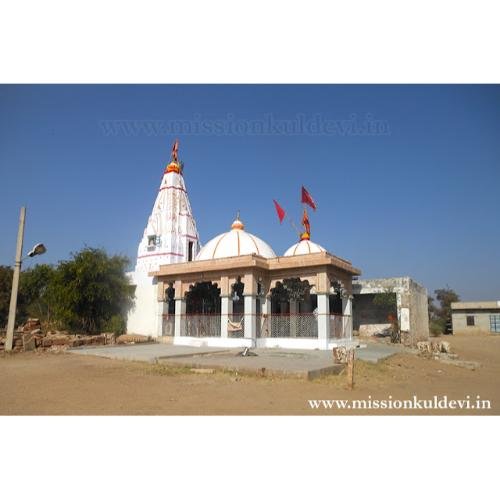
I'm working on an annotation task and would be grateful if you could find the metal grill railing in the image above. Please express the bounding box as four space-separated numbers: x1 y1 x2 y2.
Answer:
228 313 245 338
329 314 352 341
184 314 221 338
258 314 318 338
162 315 175 336
171 313 352 341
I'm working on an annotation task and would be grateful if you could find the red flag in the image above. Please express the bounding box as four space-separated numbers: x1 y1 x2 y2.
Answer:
273 200 286 224
301 186 317 211
302 208 311 235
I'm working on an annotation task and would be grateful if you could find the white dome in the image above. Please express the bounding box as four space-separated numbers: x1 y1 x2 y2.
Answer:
284 238 326 257
196 218 277 261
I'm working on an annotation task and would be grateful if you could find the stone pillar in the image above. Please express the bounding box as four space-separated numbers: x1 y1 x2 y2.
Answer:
342 295 353 341
156 300 168 337
244 295 257 343
289 300 298 338
174 298 186 337
260 295 271 337
220 295 233 338
397 291 410 334
317 293 330 349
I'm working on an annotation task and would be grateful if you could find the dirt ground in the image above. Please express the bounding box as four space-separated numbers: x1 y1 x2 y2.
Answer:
1 332 499 415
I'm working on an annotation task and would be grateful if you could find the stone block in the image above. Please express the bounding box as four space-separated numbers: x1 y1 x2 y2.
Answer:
439 341 451 353
22 333 36 351
42 338 53 348
52 337 70 346
417 341 431 353
23 318 41 332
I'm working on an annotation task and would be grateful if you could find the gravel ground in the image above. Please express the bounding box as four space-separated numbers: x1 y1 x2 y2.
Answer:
0 332 498 415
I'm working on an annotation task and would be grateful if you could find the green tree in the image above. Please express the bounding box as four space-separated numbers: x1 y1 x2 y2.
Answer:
0 266 14 328
432 287 459 334
20 264 57 328
50 247 134 333
428 295 444 335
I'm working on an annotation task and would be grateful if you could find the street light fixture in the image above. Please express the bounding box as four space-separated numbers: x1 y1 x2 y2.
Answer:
4 207 47 352
27 243 47 258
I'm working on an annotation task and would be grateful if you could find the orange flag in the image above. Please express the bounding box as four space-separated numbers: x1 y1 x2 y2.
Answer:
273 200 286 224
301 186 317 211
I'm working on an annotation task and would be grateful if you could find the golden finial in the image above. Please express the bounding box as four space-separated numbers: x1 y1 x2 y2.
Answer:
231 211 245 230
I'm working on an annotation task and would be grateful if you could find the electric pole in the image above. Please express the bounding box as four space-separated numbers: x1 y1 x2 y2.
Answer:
5 207 26 351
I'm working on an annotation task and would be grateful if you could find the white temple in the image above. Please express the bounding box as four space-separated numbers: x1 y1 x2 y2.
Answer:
127 141 201 336
128 140 360 349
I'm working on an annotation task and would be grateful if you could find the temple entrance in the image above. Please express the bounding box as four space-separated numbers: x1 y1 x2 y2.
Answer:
184 282 221 337
265 278 318 338
186 281 221 314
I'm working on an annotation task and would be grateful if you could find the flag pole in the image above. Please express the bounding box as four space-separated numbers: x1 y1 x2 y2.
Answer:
274 199 301 238
287 216 301 237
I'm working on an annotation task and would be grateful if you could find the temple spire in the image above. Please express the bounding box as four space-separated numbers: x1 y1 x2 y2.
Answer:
166 139 182 174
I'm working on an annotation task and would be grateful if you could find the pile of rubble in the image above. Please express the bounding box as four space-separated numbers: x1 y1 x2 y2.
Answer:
416 340 454 358
416 339 481 370
115 334 152 345
0 318 116 353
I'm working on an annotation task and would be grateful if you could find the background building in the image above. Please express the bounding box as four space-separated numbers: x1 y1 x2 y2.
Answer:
353 277 429 344
451 301 500 334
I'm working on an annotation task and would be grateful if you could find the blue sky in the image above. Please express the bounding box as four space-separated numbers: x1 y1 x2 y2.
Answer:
0 85 499 300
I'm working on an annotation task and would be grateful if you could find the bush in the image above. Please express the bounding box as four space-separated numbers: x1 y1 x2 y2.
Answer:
0 266 14 328
50 247 134 333
430 318 446 336
0 247 134 333
103 314 127 335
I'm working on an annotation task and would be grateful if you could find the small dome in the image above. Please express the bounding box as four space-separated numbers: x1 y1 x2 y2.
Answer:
196 217 276 261
284 238 326 257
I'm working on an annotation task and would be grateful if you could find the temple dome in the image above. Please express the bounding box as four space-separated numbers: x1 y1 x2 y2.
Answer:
196 217 276 261
284 235 326 257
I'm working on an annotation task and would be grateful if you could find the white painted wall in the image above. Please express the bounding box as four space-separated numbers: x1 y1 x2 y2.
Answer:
126 272 160 337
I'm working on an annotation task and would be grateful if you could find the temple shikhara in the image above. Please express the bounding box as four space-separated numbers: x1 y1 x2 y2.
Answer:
126 140 201 336
127 141 428 349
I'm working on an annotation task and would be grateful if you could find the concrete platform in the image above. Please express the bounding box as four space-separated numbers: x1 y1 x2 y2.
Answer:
68 343 227 362
159 348 345 380
69 343 344 380
68 341 402 379
355 342 403 363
